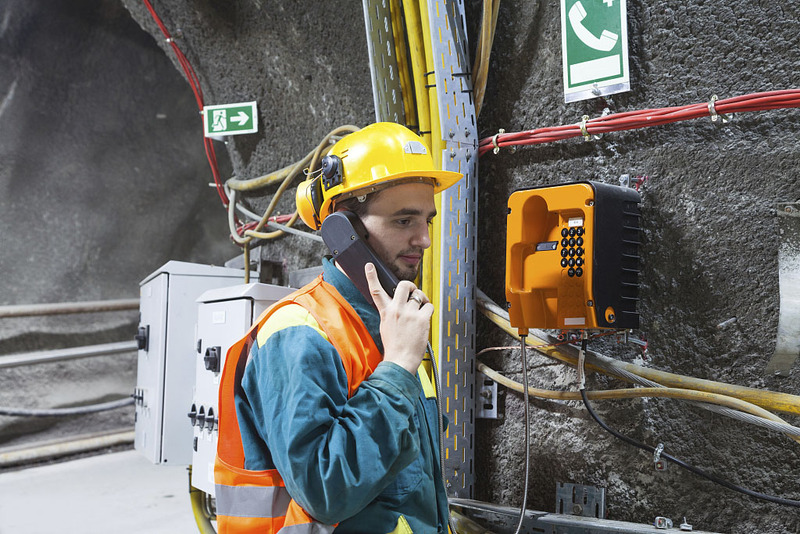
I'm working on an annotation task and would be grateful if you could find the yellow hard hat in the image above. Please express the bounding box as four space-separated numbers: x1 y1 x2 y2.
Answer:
296 122 463 230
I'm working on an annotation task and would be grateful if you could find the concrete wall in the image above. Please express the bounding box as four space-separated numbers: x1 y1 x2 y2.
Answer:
4 0 798 532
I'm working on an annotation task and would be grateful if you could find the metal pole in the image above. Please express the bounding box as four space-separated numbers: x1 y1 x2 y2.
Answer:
0 298 140 318
0 340 139 369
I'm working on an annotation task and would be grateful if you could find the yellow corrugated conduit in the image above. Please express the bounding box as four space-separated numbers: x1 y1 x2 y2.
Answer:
476 289 800 444
226 125 360 245
472 0 500 117
188 467 216 534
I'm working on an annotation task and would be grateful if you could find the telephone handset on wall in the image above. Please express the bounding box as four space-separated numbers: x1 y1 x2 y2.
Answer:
568 1 618 52
321 211 400 308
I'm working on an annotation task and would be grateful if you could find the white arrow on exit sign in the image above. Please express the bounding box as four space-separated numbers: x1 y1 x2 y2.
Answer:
202 101 258 137
230 112 250 126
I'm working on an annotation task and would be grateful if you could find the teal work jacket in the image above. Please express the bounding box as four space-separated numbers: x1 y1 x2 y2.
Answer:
235 258 449 533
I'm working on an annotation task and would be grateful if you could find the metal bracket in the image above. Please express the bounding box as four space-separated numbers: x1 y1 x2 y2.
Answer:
361 0 406 123
476 372 500 419
556 483 606 519
766 202 800 376
450 498 722 534
427 0 479 500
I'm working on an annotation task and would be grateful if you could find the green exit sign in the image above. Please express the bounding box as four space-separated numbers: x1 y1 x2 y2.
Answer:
203 101 258 137
561 0 629 103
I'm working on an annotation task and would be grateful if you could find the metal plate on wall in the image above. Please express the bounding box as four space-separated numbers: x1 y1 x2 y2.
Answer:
362 0 406 123
428 0 478 499
766 202 800 376
437 146 477 498
428 0 476 145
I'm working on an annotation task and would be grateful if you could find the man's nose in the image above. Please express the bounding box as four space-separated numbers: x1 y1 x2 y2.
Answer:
412 224 432 249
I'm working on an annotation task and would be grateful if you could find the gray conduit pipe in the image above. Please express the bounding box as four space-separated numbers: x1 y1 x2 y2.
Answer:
0 430 135 468
0 299 139 318
0 341 138 369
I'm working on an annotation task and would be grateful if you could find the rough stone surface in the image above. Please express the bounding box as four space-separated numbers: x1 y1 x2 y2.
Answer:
0 0 236 450
5 0 800 532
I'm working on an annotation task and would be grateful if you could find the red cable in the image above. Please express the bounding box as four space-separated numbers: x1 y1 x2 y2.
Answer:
480 89 800 157
142 0 230 207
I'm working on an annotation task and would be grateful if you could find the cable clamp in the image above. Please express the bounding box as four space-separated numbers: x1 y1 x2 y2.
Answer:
491 128 505 154
707 94 731 123
654 443 667 471
577 331 588 390
579 115 592 141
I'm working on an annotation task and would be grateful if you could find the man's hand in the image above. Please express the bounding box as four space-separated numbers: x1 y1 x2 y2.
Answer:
365 263 433 375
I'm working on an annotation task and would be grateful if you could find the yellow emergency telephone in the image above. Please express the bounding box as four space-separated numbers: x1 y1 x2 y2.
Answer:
505 181 641 331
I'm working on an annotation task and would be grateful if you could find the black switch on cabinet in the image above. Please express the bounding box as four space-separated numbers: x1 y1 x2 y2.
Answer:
134 325 149 351
204 346 222 372
188 404 198 426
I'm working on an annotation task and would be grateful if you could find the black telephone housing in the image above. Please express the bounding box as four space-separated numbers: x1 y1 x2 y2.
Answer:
321 211 400 307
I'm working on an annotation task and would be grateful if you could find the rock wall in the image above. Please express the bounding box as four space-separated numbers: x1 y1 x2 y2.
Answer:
0 0 236 451
122 1 800 532
5 0 798 531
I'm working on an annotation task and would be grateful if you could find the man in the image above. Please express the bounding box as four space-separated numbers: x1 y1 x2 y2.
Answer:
215 123 462 533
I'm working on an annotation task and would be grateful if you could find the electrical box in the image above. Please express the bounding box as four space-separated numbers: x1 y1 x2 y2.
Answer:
134 261 247 465
190 283 294 495
505 181 641 331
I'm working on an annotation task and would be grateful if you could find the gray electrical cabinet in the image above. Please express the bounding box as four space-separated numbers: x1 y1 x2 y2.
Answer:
190 283 294 495
134 261 247 465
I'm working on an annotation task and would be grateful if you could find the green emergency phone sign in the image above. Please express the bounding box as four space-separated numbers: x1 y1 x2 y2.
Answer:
203 101 258 137
561 0 629 103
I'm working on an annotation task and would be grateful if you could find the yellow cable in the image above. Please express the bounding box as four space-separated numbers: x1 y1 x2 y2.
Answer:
226 160 302 192
477 362 800 445
401 0 432 139
228 125 360 244
226 125 359 193
471 0 499 117
390 0 417 127
478 296 800 417
472 0 491 116
404 0 440 349
243 242 250 283
244 212 300 240
188 468 216 534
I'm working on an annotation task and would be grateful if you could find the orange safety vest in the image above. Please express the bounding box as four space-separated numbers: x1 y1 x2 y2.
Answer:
215 275 384 534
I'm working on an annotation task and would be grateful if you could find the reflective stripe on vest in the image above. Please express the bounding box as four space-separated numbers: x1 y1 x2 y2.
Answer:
278 523 337 534
216 275 383 534
215 484 291 518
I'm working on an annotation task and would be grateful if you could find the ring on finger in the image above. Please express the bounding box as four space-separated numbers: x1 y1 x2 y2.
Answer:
408 294 424 307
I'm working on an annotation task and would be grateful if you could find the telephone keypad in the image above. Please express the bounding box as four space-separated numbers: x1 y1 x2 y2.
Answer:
561 225 586 278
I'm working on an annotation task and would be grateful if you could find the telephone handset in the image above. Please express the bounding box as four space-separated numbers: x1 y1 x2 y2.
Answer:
321 211 400 308
568 1 618 52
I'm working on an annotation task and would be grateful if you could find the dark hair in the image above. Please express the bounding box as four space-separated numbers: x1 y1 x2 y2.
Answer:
332 189 384 218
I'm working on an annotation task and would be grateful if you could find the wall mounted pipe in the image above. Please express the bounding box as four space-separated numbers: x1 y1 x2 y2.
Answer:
0 340 138 369
0 430 134 468
0 298 139 318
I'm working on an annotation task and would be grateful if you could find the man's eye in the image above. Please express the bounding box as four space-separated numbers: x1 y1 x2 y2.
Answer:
396 219 410 226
